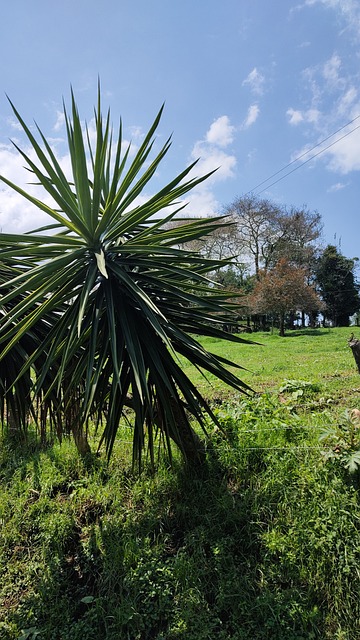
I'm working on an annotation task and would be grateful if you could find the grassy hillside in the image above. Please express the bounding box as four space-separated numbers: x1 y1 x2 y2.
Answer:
1 327 360 639
182 326 359 397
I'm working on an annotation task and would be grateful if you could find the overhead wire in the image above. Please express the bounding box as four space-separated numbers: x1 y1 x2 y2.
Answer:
245 113 360 196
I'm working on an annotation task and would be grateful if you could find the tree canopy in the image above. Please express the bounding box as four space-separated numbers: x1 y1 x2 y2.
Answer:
249 259 322 336
315 245 360 327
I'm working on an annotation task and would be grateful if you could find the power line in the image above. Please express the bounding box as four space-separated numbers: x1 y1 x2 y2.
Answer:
255 124 360 195
245 114 360 196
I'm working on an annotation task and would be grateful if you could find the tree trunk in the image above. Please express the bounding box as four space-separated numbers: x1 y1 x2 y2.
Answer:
348 334 360 373
279 312 285 337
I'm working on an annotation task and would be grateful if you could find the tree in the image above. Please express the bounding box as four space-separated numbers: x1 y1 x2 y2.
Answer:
270 206 323 328
315 245 360 327
223 196 322 281
166 216 250 287
0 88 253 468
223 194 282 278
250 259 323 336
169 217 237 260
269 205 323 270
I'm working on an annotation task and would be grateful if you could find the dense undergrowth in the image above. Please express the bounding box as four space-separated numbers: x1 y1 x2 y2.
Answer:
1 328 360 639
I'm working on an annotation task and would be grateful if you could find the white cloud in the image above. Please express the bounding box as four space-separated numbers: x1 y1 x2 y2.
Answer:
190 115 237 182
205 116 235 147
242 105 260 129
285 24 360 175
6 117 23 132
247 148 257 163
337 86 358 115
287 107 320 125
129 125 144 141
306 109 321 123
242 67 265 96
0 141 73 233
0 145 50 233
322 53 342 85
191 141 236 182
326 125 360 173
183 116 238 217
287 109 304 125
327 181 348 191
291 121 360 175
182 188 220 218
304 0 360 38
53 110 65 132
300 53 345 112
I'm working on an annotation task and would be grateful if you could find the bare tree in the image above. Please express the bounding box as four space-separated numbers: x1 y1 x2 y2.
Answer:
269 205 323 270
223 194 283 278
166 216 238 259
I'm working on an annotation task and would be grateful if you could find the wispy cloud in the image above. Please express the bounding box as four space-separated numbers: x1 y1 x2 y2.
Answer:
322 53 342 86
327 181 349 192
337 86 358 115
303 0 360 38
242 67 265 96
53 110 65 132
242 105 260 129
286 34 360 175
6 117 23 132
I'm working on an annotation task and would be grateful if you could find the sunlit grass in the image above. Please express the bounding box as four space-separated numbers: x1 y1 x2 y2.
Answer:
181 327 359 400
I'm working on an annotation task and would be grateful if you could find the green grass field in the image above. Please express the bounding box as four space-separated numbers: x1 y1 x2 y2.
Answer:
1 327 360 639
183 326 359 396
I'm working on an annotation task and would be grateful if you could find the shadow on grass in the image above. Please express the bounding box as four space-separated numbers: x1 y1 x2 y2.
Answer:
282 328 333 338
3 445 331 640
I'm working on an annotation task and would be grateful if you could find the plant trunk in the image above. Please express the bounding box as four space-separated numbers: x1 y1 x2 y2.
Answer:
72 425 92 456
348 334 360 373
64 390 91 456
167 397 206 466
7 403 20 433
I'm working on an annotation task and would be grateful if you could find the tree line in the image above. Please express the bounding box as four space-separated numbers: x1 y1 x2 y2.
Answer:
175 194 360 336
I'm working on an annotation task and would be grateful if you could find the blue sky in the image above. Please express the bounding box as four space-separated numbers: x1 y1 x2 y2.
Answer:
1 0 360 262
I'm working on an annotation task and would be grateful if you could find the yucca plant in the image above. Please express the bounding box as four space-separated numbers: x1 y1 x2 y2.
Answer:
0 260 36 434
0 86 253 467
0 257 69 443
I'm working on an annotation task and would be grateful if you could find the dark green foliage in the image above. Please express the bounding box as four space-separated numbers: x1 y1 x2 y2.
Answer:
316 244 360 326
